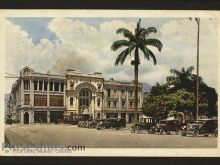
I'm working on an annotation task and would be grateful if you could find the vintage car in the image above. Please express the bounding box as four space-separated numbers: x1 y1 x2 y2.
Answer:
87 119 100 128
97 118 126 130
181 119 218 137
130 117 155 134
151 119 182 135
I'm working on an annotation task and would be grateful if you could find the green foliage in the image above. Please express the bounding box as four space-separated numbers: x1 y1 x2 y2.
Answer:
145 66 218 118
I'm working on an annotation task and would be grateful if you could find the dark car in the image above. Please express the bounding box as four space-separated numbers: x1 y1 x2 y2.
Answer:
87 119 100 128
151 119 181 135
181 119 218 137
131 117 155 134
97 118 126 130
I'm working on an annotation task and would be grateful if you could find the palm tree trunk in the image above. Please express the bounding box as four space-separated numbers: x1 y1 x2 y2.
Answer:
134 48 139 123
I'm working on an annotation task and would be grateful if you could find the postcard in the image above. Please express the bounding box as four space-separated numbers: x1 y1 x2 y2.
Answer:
0 10 219 156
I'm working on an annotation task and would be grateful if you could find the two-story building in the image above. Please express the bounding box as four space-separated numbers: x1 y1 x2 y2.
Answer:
11 67 65 124
10 67 143 124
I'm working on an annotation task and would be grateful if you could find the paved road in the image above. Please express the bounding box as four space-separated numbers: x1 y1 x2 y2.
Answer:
5 124 217 148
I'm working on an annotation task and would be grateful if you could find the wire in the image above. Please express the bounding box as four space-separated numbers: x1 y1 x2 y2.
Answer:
5 72 18 77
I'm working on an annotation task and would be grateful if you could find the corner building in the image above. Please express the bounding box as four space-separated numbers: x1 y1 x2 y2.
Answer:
11 67 143 124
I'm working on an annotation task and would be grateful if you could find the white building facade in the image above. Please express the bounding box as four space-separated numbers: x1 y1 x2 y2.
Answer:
10 67 143 124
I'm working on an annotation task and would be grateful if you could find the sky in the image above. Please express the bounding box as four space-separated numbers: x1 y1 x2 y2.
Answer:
4 17 218 94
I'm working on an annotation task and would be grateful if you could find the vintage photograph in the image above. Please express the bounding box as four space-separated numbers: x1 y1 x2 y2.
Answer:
1 10 219 156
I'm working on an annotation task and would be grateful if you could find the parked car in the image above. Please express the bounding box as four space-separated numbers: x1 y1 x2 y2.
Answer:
97 118 126 130
181 119 218 137
87 119 100 128
131 117 155 134
151 119 182 135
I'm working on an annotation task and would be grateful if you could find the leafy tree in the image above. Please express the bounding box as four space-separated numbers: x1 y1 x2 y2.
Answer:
111 19 163 123
167 66 195 92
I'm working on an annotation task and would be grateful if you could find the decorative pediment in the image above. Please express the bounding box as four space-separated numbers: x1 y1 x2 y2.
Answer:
74 82 97 94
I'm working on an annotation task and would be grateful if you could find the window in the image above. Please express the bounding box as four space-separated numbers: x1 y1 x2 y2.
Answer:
70 81 74 89
50 95 63 106
54 82 59 91
44 81 48 91
107 89 111 97
34 81 37 90
24 80 30 90
130 101 133 108
107 101 111 108
122 101 126 108
121 89 125 95
50 82 53 91
129 90 133 97
79 89 90 107
61 82 64 92
39 81 43 91
70 97 73 106
114 89 117 93
34 95 47 106
24 94 30 105
113 101 117 108
97 98 100 107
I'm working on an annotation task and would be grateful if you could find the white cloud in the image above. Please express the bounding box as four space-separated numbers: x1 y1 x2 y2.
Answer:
5 18 218 94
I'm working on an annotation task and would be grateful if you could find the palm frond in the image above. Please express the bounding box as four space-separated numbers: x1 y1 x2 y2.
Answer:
170 69 181 76
140 27 157 37
111 40 131 51
116 28 136 42
144 39 163 52
187 66 194 73
139 44 157 65
115 43 136 66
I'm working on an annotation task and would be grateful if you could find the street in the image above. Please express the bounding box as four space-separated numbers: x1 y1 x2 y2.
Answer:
5 124 217 148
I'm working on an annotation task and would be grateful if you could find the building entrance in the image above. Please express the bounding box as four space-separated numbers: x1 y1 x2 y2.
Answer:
79 88 91 113
24 112 29 124
34 111 47 123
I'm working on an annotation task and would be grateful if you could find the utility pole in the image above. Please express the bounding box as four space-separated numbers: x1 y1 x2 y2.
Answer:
195 18 200 120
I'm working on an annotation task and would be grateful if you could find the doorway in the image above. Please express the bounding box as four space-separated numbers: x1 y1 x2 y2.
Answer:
24 112 29 124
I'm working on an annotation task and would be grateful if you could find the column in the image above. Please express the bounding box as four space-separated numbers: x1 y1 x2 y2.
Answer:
53 82 55 91
76 96 78 114
30 79 34 106
21 80 24 105
47 80 50 107
118 89 121 110
59 82 61 92
37 80 39 91
118 112 121 118
139 88 143 108
29 110 34 124
126 113 129 123
20 110 24 124
126 88 129 110
47 110 50 123
63 82 66 107
42 80 44 91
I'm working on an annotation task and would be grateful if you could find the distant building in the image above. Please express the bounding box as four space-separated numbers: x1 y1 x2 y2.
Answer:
10 67 143 124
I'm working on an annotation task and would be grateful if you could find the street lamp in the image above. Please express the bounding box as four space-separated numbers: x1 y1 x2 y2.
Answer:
190 17 200 120
195 18 200 121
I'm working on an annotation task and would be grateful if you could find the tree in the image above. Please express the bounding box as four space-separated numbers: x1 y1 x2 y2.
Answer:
167 66 195 92
111 19 163 123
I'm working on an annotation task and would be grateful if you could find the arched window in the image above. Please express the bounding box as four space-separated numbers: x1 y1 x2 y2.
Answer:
79 89 91 107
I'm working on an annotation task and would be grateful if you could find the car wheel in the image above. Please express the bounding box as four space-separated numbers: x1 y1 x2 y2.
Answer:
136 126 141 134
131 127 135 133
101 125 105 130
159 129 165 135
181 132 186 136
193 130 199 137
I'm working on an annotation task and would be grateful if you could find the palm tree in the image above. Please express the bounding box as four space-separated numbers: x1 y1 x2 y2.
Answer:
167 66 195 91
111 19 163 123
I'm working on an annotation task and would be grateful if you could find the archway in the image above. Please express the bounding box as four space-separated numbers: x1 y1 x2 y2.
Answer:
79 88 92 114
24 112 29 124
